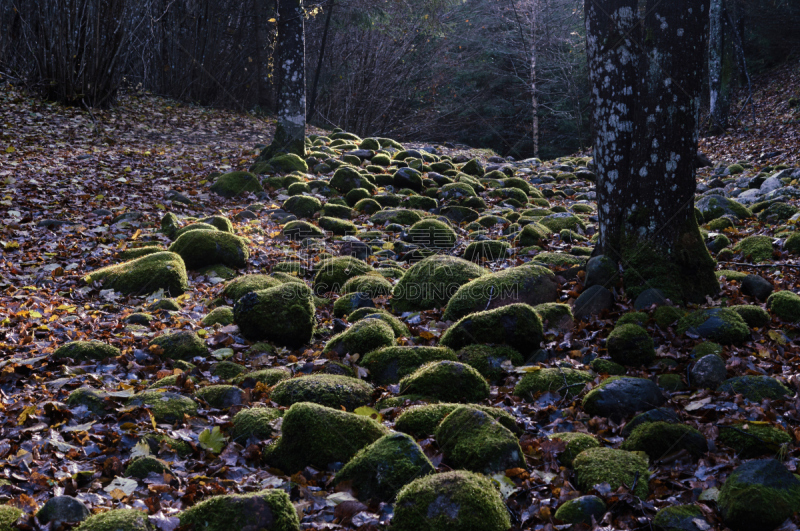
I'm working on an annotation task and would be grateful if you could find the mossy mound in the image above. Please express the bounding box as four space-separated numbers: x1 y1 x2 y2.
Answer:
222 274 282 301
332 292 375 318
127 391 198 423
201 306 234 326
67 387 111 415
125 456 171 479
653 305 683 327
767 290 800 321
718 422 792 458
652 505 707 531
233 283 315 347
118 245 165 260
148 298 181 311
341 274 392 297
323 318 395 355
53 340 120 361
321 203 353 219
394 402 517 438
617 312 648 326
281 220 325 240
148 373 197 389
590 358 626 375
270 374 372 410
361 346 457 385
232 368 292 387
392 255 489 312
554 495 606 525
435 406 525 474
334 433 435 502
262 402 388 473
572 447 649 498
733 235 774 263
676 308 750 345
282 195 321 218
209 171 263 198
786 231 800 254
313 256 374 294
729 304 771 327
195 384 245 408
406 218 457 249
231 406 283 442
457 344 523 380
717 375 792 401
268 153 308 174
549 432 600 467
621 421 707 459
582 376 665 422
74 509 154 531
178 489 299 531
36 496 91 527
443 264 557 321
392 470 510 531
173 222 218 240
516 222 553 247
462 240 511 263
200 215 233 233
168 230 248 270
606 324 656 366
369 208 424 226
534 302 574 329
441 303 543 355
533 251 587 268
318 216 358 235
149 330 207 360
514 367 593 399
347 307 410 337
84 251 188 296
695 195 752 221
716 269 749 282
399 361 489 403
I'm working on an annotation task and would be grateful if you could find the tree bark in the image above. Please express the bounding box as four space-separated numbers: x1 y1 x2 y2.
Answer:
586 0 718 303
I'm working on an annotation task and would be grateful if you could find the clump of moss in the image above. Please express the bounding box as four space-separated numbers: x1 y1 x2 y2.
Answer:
441 303 544 355
74 509 153 531
233 283 315 347
767 290 800 321
149 330 207 360
550 432 600 466
361 346 457 385
676 308 750 345
572 447 649 498
617 312 648 326
173 222 218 240
330 166 374 193
399 361 489 403
733 235 774 263
716 269 748 282
142 433 193 457
590 358 626 375
533 302 574 330
369 208 424 226
729 304 770 327
405 219 457 249
148 373 197 389
457 344 523 380
169 230 249 270
514 367 593 399
334 433 435 502
230 406 282 442
718 422 792 458
606 324 655 366
126 391 198 423
652 306 683 327
178 489 299 531
118 245 164 260
621 421 707 459
652 505 706 531
263 402 388 473
53 340 120 361
392 471 510 531
270 374 373 410
313 256 374 294
84 251 188 296
201 306 234 326
462 240 510 263
67 387 112 415
125 456 171 479
717 375 792 401
347 308 410 337
195 385 245 408
283 195 321 218
323 318 395 355
394 402 517 438
554 495 606 525
209 171 263 198
232 368 291 387
222 274 282 301
392 255 488 312
282 220 325 240
341 274 392 297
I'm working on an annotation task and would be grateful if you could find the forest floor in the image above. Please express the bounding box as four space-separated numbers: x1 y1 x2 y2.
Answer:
0 59 799 531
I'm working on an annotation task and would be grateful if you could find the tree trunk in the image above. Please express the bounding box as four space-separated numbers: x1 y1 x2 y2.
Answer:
530 0 539 158
261 0 306 159
708 0 733 133
586 0 718 303
308 0 333 123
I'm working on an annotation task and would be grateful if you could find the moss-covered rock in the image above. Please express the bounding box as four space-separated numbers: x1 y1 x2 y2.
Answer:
318 216 357 235
718 422 792 458
270 374 372 410
718 459 800 531
729 304 770 327
67 387 112 415
652 305 683 328
572 447 649 498
785 231 800 254
717 375 792 401
441 303 543 355
590 358 626 375
282 195 321 218
118 245 165 261
209 171 263 198
462 240 511 263
232 368 291 387
621 421 707 459
514 367 593 399
209 361 245 380
330 166 373 193
178 489 299 531
74 509 154 531
332 292 375 318
262 402 388 472
676 308 750 345
36 496 90 528
222 274 282 301
281 220 325 240
149 330 207 360
695 195 751 221
554 495 606 525
399 361 489 403
341 274 392 297
606 324 655 366
84 251 188 296
406 219 457 249
127 391 198 423
392 255 488 312
334 432 435 502
201 306 234 326
515 222 553 248
369 208 424 226
457 344 523 380
394 402 517 438
582 377 665 422
361 346 456 385
195 384 245 408
347 308 409 337
168 230 248 270
323 318 395 356
652 505 707 531
313 256 374 294
231 406 282 442
173 222 218 240
767 290 800 321
733 235 774 263
392 471 510 531
53 340 120 361
549 432 600 467
125 456 171 479
233 282 315 347
435 406 525 473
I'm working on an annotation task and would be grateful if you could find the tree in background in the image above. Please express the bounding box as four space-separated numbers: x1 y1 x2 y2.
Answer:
585 0 718 302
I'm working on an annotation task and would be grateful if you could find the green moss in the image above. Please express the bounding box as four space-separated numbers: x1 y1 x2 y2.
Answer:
652 306 683 327
406 219 457 249
554 496 606 525
514 367 593 399
347 308 410 337
201 306 234 327
729 304 771 327
767 290 800 321
321 203 353 219
127 390 198 423
232 368 291 386
515 223 553 248
572 447 649 498
313 256 374 294
370 208 424 226
53 340 120 361
267 153 308 174
462 240 511 263
621 421 706 459
696 195 752 222
178 489 299 531
392 255 488 312
550 432 600 467
392 470 510 531
716 269 748 282
617 312 648 326
652 505 705 531
84 251 188 296
74 509 153 531
148 373 198 389
169 230 248 270
173 222 218 240
318 216 357 236
282 220 325 240
590 358 626 375
538 215 586 233
270 374 372 410
657 373 686 391
457 344 523 380
141 433 192 456
606 324 655 366
361 346 457 385
125 456 171 478
149 330 207 360
209 171 263 198
330 166 374 193
323 318 395 355
263 402 388 472
283 195 321 218
67 387 111 415
195 384 244 408
233 283 315 347
118 245 165 260
732 235 774 263
341 274 392 297
395 402 517 438
222 274 282 301
148 298 181 312
676 308 750 345
441 303 544 355
231 406 282 442
718 422 792 458
717 375 792 400
399 361 489 403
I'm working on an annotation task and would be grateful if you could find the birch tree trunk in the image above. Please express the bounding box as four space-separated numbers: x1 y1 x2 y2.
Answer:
530 0 539 158
708 0 728 133
586 0 718 303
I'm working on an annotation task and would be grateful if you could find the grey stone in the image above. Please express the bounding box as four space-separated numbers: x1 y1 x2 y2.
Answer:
583 377 665 422
37 496 90 526
584 255 618 289
741 274 773 301
573 285 614 320
634 288 669 310
689 353 727 389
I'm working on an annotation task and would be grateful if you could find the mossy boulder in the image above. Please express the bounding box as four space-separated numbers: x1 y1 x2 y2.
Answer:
717 375 792 401
582 377 665 422
201 306 234 326
617 312 648 326
718 422 792 458
733 234 773 263
572 447 649 498
347 308 410 337
406 218 457 249
695 195 751 221
222 274 282 300
435 406 525 474
590 358 626 375
676 308 750 345
281 220 325 240
653 305 683 327
516 222 553 247
606 324 656 366
361 346 457 385
369 208 424 226
209 171 263 198
313 256 374 294
282 195 321 218
392 255 488 312
457 344 523 380
173 222 218 240
233 283 315 347
729 304 770 327
195 384 245 408
443 264 557 321
84 251 188 296
267 153 308 174
126 391 198 423
392 167 424 191
554 495 606 525
323 319 395 355
169 230 248 270
767 290 800 321
462 240 511 263
232 368 291 387
399 361 489 403
652 505 708 531
394 403 517 438
549 432 600 467
330 166 373 193
334 433 435 502
333 292 376 318
149 330 207 360
785 231 800 254
318 216 357 235
341 274 392 297
125 456 171 479
392 471 510 531
514 368 593 399
321 203 353 219
270 374 372 410
118 245 165 261
230 406 282 443
210 360 245 380
67 387 112 415
718 459 800 531
621 421 707 459
53 340 120 361
178 489 299 531
74 509 154 531
441 303 544 355
262 402 388 472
